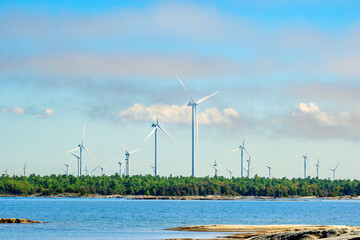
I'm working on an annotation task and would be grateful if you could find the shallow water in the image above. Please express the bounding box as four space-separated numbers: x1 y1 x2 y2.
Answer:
1 197 360 239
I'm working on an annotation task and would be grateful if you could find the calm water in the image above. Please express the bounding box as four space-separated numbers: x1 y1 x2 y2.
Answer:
1 197 360 239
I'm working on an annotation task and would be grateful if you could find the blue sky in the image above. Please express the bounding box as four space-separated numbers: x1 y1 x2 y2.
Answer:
1 0 360 179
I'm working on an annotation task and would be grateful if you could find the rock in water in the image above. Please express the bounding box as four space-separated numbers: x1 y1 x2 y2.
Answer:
0 218 42 223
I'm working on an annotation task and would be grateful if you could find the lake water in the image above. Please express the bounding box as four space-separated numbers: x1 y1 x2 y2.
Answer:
1 197 360 239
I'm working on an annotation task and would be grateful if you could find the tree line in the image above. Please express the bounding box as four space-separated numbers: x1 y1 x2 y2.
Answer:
0 174 359 197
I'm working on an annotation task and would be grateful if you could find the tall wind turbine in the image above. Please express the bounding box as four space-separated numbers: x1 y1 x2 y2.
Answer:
119 141 140 176
294 142 312 178
329 162 340 181
229 136 252 178
144 115 176 176
68 124 98 177
177 76 219 177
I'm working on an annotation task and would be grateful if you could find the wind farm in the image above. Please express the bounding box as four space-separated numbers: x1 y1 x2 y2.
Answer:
2 1 360 239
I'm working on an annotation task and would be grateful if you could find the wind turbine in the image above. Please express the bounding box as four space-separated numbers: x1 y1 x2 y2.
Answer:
177 76 219 177
113 157 126 177
226 168 233 178
294 142 312 178
68 124 98 177
119 141 140 176
18 161 31 176
229 135 252 178
329 162 340 181
58 157 74 175
84 166 89 176
144 115 176 176
266 160 278 178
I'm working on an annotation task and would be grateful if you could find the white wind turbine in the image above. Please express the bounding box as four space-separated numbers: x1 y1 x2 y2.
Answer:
294 142 312 178
119 141 140 176
113 157 126 177
18 161 31 176
329 162 340 181
229 135 252 178
177 76 219 177
68 124 98 177
211 154 224 177
226 168 233 178
58 157 74 175
144 115 176 176
266 160 278 178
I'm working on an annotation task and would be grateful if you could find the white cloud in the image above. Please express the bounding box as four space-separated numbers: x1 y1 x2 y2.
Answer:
118 103 239 125
273 102 360 140
1 106 55 119
1 106 25 114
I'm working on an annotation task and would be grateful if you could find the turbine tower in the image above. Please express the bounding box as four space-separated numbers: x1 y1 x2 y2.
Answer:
329 162 340 181
266 166 271 178
316 158 320 178
177 76 219 177
294 142 312 178
229 136 252 178
144 115 176 176
68 124 98 176
119 141 140 176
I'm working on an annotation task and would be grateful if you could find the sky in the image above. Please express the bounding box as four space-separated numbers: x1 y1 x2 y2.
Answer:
1 0 360 179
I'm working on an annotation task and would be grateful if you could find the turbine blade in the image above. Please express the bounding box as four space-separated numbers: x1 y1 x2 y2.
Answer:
306 141 312 155
144 127 157 142
158 125 176 142
118 141 127 152
82 123 86 144
196 91 220 104
130 148 140 155
228 148 240 153
83 147 99 165
335 162 340 170
176 75 196 103
68 147 80 153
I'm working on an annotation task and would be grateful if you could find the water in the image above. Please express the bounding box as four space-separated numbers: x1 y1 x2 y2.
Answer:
1 197 360 239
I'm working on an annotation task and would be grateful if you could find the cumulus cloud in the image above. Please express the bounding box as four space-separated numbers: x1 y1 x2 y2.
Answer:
1 106 55 119
274 102 360 140
118 103 240 125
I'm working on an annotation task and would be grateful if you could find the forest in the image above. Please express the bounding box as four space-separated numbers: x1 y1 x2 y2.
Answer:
0 174 359 197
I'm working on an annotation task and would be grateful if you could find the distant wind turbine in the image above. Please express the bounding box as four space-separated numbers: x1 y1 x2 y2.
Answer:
17 161 31 177
144 115 176 176
119 141 140 176
177 76 219 177
113 157 126 177
329 162 340 181
294 142 312 178
229 135 253 178
68 124 98 176
91 163 110 176
266 160 278 178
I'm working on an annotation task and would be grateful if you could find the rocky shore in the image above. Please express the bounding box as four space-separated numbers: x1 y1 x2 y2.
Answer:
0 218 42 223
167 225 360 239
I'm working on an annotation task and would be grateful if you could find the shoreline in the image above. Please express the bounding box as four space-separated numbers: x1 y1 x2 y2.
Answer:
1 194 360 200
166 224 360 239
